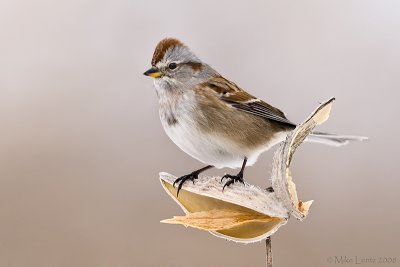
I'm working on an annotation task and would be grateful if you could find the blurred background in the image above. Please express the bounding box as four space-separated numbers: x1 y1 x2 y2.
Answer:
1 0 399 266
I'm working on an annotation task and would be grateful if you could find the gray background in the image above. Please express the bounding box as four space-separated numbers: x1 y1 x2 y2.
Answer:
1 0 399 266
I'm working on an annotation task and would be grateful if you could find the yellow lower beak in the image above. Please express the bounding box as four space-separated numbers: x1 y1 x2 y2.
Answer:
143 67 162 78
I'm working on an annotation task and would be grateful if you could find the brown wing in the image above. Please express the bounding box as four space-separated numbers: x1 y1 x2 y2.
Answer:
202 75 296 127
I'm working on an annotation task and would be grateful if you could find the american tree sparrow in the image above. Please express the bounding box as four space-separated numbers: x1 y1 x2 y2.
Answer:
144 38 366 195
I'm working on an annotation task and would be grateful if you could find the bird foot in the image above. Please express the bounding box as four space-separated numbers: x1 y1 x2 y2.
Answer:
221 172 245 191
173 172 200 197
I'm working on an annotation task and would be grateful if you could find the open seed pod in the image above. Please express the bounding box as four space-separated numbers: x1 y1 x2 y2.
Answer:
160 98 335 243
160 173 288 243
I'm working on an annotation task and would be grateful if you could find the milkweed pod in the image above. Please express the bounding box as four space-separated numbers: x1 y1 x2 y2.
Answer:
160 98 335 243
160 173 288 243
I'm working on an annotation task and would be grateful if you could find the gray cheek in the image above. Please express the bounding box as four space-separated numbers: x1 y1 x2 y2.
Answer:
173 67 194 82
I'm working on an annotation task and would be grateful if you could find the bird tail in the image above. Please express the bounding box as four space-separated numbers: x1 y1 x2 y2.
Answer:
305 131 368 147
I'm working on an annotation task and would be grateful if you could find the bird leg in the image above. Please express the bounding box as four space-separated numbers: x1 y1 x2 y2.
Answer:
173 165 213 197
221 157 247 191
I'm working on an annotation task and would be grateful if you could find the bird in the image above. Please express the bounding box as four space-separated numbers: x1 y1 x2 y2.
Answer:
144 38 366 196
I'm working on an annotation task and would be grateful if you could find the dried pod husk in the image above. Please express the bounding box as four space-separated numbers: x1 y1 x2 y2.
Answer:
160 174 288 243
271 98 334 220
160 98 335 242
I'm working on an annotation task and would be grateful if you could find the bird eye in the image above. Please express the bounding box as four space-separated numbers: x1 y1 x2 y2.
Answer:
168 63 177 70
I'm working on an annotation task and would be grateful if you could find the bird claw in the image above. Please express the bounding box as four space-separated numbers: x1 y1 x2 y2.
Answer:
221 173 245 191
173 172 199 197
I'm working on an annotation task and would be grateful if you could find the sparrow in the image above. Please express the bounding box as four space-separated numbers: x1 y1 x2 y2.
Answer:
144 38 366 195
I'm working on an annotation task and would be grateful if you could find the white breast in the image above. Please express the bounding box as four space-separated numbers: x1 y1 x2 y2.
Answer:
158 91 284 169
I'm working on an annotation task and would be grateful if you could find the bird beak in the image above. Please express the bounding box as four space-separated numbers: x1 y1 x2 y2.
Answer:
143 67 162 78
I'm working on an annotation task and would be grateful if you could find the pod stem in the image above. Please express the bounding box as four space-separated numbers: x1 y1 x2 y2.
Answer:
265 236 272 267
